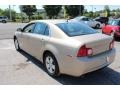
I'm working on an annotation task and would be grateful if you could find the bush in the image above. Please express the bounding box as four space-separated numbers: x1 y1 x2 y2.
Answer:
38 15 43 19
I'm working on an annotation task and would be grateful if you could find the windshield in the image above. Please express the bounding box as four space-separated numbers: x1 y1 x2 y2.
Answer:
108 20 120 26
56 22 98 37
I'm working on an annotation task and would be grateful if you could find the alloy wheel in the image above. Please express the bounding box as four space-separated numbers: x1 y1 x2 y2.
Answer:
45 56 55 74
14 39 20 51
44 53 59 77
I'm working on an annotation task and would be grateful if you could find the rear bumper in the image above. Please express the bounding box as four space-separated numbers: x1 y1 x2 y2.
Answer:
60 49 116 77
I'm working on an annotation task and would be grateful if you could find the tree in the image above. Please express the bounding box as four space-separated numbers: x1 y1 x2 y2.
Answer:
83 9 88 14
65 5 84 18
104 5 110 17
116 8 120 12
2 9 16 21
84 11 93 18
0 8 4 16
79 5 84 15
20 5 37 21
43 5 62 19
94 11 100 17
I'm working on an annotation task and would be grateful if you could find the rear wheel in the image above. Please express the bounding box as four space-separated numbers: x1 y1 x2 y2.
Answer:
95 24 100 29
14 38 21 51
44 52 59 77
114 35 118 41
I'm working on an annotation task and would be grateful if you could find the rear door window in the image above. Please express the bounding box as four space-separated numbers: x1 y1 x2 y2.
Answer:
33 22 49 36
44 26 49 36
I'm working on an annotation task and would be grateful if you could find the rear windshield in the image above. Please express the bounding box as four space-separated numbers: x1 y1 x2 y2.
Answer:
56 22 98 37
108 20 120 26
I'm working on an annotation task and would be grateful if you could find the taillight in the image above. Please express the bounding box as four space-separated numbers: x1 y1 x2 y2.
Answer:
109 39 114 50
77 45 93 57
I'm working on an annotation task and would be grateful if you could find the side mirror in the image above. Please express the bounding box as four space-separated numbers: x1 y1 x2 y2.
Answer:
17 28 23 32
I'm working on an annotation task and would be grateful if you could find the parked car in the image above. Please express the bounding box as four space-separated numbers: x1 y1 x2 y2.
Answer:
0 16 8 23
14 20 115 77
72 16 102 29
102 19 120 40
94 16 109 24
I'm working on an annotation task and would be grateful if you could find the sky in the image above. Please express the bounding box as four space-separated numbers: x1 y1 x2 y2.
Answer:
0 5 120 13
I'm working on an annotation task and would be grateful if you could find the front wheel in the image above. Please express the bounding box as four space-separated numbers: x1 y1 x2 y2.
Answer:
114 35 118 41
14 38 21 51
44 53 59 77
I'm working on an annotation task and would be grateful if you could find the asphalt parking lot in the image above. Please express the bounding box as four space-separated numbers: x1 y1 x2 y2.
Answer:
0 23 120 85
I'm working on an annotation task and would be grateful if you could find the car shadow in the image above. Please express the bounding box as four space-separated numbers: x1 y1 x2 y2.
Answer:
55 68 120 85
18 50 120 85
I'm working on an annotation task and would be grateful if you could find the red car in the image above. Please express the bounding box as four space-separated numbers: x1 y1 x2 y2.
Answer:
102 19 120 40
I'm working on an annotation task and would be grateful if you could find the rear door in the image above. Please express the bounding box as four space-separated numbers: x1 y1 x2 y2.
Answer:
88 19 95 27
27 22 50 60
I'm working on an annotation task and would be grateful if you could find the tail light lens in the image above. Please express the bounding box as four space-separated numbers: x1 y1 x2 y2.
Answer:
77 45 93 57
109 39 114 50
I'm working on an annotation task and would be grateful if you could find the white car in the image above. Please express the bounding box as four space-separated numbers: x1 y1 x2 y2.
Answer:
72 16 102 29
0 16 8 23
14 20 115 77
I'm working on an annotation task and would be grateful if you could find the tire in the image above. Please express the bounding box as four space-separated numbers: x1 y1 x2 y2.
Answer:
14 38 21 51
2 20 6 23
114 35 118 41
95 24 100 29
44 52 59 77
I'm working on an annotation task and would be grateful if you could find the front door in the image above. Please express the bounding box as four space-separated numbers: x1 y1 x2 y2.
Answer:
18 23 36 53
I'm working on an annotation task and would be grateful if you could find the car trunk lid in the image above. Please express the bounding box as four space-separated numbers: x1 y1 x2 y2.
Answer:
72 33 113 56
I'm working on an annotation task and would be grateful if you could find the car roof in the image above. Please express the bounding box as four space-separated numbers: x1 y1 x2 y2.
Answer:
30 19 91 28
75 16 88 19
30 19 68 24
